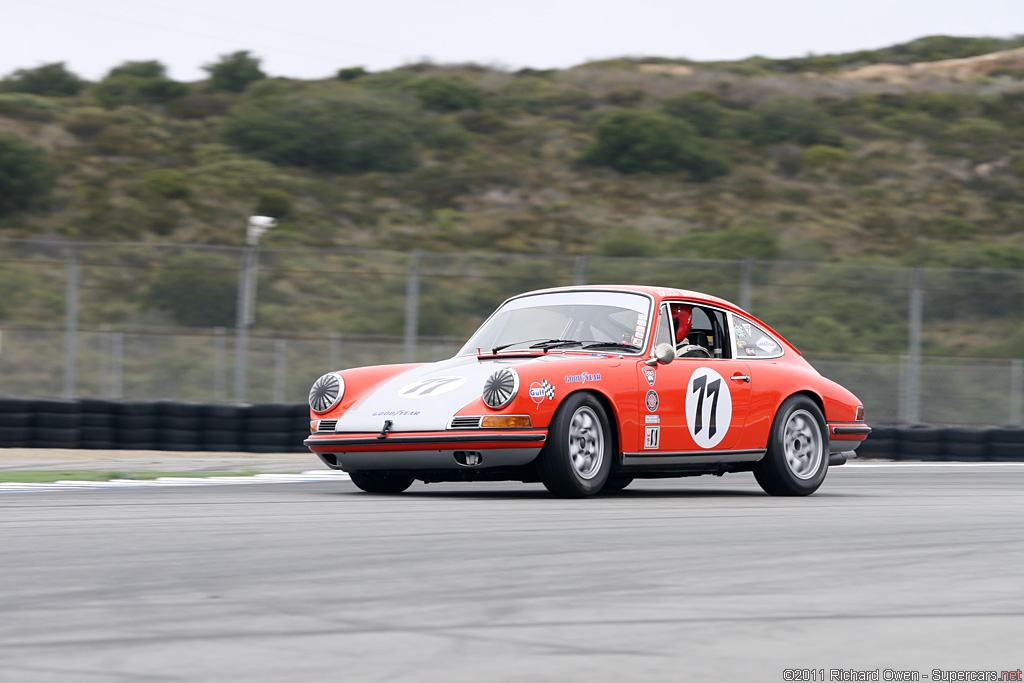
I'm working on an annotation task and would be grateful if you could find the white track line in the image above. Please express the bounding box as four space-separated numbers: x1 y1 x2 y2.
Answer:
0 470 350 492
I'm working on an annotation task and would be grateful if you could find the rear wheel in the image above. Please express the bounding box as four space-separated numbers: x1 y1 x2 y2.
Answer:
349 470 414 494
753 396 828 496
537 393 612 498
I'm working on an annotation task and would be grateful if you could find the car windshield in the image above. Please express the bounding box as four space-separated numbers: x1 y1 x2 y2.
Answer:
457 291 653 356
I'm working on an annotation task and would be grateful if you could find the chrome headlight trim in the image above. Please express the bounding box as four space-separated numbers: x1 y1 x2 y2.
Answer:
482 367 519 410
309 373 344 414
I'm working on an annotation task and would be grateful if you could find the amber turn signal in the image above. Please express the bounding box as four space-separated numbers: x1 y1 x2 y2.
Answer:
480 415 532 428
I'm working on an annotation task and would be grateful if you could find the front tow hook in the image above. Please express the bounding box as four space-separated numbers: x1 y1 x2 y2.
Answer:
377 419 393 439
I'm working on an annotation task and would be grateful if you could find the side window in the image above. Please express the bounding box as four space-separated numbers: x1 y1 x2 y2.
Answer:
733 316 783 359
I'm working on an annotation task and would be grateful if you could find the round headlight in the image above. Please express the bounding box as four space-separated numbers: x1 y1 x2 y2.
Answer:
309 373 344 414
482 367 519 410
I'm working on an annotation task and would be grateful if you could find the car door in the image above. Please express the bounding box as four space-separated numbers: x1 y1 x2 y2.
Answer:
637 303 752 454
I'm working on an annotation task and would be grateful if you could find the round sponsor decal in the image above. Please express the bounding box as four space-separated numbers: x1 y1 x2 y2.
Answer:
397 375 468 399
684 367 733 449
645 389 659 412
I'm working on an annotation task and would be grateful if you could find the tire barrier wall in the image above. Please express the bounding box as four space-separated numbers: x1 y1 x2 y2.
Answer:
0 397 311 453
1 397 1022 460
857 423 1024 461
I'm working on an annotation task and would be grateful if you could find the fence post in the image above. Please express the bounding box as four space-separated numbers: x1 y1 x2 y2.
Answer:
404 252 421 363
574 255 589 285
739 257 754 313
1011 359 1023 425
273 339 287 403
234 245 258 402
111 331 123 399
214 327 227 402
905 268 923 423
63 242 80 398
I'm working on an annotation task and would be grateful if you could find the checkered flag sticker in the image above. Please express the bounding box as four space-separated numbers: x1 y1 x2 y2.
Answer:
542 379 555 400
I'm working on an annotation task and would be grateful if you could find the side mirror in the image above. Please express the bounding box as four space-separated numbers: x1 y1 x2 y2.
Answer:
645 343 676 366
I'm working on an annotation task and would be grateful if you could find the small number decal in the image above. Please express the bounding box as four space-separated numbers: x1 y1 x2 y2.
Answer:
685 367 733 449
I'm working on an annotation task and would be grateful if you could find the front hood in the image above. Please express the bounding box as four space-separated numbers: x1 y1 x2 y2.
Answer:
334 353 619 433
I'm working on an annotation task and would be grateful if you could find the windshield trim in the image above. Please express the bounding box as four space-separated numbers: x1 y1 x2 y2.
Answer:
457 289 657 358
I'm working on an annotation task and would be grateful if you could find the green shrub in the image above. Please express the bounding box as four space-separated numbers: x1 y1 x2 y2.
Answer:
166 93 237 119
743 97 842 146
882 111 945 138
2 62 84 97
255 188 293 217
599 230 658 257
455 110 507 134
204 51 266 93
939 117 1010 161
0 133 52 216
221 89 424 173
660 91 728 137
605 89 645 107
336 66 367 81
143 252 238 327
670 225 779 260
94 61 188 108
64 109 110 139
404 77 483 111
143 169 190 199
0 93 62 122
801 145 849 166
580 110 730 179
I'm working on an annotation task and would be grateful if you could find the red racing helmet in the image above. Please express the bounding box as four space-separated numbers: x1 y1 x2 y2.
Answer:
670 304 692 343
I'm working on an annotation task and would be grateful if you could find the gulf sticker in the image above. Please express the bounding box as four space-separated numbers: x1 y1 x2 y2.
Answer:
684 367 733 449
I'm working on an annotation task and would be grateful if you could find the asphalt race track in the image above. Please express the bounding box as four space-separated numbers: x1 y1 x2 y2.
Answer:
1 463 1022 682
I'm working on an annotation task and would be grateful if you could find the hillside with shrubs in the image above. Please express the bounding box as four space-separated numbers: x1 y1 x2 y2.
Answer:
2 36 1024 269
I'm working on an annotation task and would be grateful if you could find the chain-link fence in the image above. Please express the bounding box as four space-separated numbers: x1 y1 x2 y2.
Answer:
1 238 1022 425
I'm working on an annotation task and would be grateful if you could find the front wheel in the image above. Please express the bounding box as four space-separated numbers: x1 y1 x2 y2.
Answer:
349 470 414 494
537 393 612 498
753 396 828 496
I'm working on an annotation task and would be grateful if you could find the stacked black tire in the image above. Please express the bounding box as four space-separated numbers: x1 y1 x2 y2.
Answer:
0 397 311 453
856 423 1023 461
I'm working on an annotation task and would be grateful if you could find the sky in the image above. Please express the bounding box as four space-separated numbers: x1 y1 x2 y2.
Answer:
2 0 1023 82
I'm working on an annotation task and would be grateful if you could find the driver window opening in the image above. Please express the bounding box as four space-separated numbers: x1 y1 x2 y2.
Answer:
666 303 730 359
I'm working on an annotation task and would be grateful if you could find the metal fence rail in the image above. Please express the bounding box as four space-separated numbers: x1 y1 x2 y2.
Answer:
1 238 1022 425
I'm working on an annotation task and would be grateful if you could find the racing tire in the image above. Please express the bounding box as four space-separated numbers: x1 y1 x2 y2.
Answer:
348 470 415 494
537 393 612 498
753 396 828 496
601 475 633 493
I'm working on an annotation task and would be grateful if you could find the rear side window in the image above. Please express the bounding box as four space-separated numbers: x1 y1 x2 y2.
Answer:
733 316 783 359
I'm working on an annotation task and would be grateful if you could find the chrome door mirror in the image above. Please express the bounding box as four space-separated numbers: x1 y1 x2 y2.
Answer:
645 343 676 366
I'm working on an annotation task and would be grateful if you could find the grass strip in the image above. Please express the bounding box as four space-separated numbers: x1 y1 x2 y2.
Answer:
0 471 259 484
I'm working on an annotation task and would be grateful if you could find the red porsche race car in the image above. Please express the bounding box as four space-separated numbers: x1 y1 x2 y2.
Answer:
305 285 870 498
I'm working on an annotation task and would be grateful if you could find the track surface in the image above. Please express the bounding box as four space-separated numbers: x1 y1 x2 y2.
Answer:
1 464 1022 682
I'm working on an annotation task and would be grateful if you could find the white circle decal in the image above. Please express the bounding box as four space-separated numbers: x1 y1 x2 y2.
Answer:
684 367 733 449
397 375 468 399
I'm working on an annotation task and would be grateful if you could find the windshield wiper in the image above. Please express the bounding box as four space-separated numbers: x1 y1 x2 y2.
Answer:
529 339 583 351
582 341 640 351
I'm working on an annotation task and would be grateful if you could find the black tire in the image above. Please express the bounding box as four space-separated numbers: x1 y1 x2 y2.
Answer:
537 393 612 498
601 475 633 493
753 396 828 496
0 412 32 427
349 470 414 494
245 417 297 432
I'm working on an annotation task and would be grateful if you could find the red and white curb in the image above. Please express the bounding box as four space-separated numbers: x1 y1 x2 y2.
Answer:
0 470 349 492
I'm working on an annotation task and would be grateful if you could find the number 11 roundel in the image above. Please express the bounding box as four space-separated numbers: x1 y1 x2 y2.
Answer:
685 367 733 449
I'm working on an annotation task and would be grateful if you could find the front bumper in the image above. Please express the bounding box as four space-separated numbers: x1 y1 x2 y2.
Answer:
304 430 547 471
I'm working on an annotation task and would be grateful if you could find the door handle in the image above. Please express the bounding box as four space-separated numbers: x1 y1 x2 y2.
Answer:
731 374 750 383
